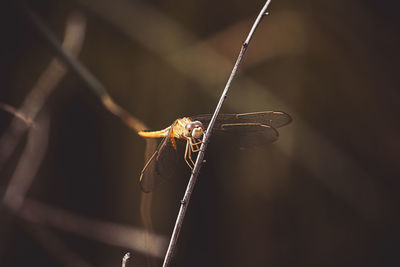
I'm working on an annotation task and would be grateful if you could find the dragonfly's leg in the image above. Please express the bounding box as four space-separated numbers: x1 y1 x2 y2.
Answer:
188 145 196 168
186 138 196 168
184 139 194 169
193 144 199 152
192 143 200 152
192 138 202 146
191 138 202 152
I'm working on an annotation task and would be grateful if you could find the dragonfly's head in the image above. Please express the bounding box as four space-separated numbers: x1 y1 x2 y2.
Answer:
185 120 204 139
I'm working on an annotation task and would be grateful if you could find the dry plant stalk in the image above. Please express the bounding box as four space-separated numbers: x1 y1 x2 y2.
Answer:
162 1 273 266
0 10 86 171
122 252 131 267
1 4 162 263
0 10 90 266
20 4 150 134
21 10 158 243
18 199 167 258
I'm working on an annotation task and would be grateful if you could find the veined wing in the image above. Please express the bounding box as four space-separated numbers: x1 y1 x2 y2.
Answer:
191 111 292 130
139 136 179 193
219 122 279 147
139 111 291 191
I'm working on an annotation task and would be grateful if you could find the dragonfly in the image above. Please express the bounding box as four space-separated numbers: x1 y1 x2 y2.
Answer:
138 111 292 192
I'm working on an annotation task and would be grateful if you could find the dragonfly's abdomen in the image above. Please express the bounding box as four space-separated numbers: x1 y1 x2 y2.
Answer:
138 126 171 138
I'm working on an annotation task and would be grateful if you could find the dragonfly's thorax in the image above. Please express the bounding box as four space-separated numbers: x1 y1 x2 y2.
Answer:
174 117 204 139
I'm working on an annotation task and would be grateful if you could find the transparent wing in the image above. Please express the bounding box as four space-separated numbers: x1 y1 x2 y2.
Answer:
191 111 292 130
219 123 279 147
139 137 179 193
139 111 291 191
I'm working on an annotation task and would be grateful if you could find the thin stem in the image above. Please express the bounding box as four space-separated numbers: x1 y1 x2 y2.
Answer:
15 198 167 258
21 4 149 133
2 111 50 211
0 103 32 125
162 1 273 266
0 8 86 171
121 252 131 267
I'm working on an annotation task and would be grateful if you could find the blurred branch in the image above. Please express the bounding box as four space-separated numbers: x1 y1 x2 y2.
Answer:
20 5 159 206
1 111 94 267
21 4 149 133
0 9 90 263
162 2 272 266
15 198 167 258
1 112 164 260
23 224 94 267
0 10 88 263
0 6 161 264
0 103 32 125
2 111 49 211
77 0 305 92
0 10 87 171
173 11 306 75
139 192 156 267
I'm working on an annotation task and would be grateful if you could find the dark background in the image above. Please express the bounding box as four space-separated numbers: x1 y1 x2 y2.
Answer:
1 0 399 266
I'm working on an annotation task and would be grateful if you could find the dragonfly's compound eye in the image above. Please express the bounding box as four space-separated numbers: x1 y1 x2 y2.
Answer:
186 121 204 138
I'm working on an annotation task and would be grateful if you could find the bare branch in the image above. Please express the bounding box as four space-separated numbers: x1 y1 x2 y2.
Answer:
1 110 94 267
0 5 162 264
15 199 168 258
0 103 32 125
0 4 154 172
2 111 50 211
0 10 87 171
162 1 273 266
0 11 92 266
21 4 149 133
0 7 161 262
23 224 94 267
20 5 159 204
121 252 131 267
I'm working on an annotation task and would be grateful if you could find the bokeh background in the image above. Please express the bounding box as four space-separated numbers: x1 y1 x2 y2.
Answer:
1 0 399 266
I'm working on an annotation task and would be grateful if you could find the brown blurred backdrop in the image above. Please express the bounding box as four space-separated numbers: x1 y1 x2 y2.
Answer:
1 0 399 266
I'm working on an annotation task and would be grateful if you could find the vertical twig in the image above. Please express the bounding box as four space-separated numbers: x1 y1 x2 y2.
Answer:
121 252 131 267
162 1 273 266
2 111 50 211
